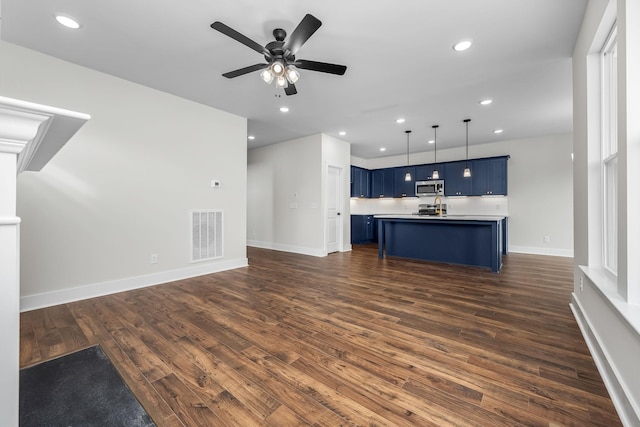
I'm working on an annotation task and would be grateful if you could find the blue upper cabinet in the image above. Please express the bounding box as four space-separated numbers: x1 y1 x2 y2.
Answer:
393 167 416 197
371 168 395 198
350 166 370 198
444 161 473 196
415 164 442 181
470 156 508 196
350 155 508 199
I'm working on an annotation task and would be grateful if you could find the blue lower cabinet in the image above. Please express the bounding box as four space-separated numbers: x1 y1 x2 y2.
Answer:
351 215 376 244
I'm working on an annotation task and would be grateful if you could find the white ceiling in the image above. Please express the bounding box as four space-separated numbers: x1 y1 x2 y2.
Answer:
1 0 586 159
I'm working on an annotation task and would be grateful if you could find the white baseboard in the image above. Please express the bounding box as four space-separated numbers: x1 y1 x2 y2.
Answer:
247 240 327 257
20 257 248 312
570 295 639 427
509 245 573 257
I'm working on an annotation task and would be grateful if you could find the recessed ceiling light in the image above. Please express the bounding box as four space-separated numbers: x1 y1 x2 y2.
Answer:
55 14 81 29
396 118 405 124
380 147 386 152
248 135 255 140
279 107 289 113
428 139 435 144
494 129 504 134
339 131 346 136
453 40 472 52
479 99 493 105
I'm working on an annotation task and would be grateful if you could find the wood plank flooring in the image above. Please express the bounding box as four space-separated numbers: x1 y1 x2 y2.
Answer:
20 245 622 426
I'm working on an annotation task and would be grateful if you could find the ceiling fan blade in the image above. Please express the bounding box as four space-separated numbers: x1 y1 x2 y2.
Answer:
211 21 271 57
283 14 322 55
295 59 347 75
222 63 268 79
284 83 298 96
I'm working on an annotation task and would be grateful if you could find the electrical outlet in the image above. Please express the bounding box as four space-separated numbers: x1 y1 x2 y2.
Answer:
151 254 158 264
543 235 550 243
580 276 584 291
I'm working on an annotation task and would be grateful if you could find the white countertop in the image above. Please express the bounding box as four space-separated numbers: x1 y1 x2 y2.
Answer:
374 214 506 221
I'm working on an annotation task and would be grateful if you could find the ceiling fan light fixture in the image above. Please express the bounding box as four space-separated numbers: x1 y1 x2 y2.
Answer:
271 61 285 76
286 66 300 83
275 75 287 88
260 69 274 84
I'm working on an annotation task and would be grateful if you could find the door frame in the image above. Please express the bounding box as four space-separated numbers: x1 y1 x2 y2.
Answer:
325 164 343 254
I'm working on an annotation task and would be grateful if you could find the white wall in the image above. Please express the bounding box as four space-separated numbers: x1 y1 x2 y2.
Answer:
351 133 574 256
247 133 351 256
1 42 248 310
571 0 640 425
247 134 323 255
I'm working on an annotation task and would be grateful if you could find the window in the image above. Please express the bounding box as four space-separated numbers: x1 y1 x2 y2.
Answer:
601 26 617 274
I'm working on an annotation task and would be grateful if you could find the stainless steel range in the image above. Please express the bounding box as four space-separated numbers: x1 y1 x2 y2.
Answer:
417 203 447 216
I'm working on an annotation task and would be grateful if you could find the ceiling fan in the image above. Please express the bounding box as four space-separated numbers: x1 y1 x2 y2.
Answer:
211 14 347 96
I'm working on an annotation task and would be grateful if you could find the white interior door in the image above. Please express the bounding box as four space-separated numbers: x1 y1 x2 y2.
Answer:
326 166 341 253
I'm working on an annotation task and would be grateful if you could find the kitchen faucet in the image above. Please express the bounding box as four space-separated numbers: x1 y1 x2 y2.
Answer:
434 196 443 217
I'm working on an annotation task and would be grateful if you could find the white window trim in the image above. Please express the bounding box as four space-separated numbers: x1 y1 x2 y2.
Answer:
601 25 618 276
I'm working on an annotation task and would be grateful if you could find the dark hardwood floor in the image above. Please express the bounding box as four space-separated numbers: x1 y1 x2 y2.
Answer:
20 245 622 426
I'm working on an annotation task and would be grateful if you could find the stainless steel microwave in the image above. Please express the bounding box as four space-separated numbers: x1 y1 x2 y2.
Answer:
415 180 444 197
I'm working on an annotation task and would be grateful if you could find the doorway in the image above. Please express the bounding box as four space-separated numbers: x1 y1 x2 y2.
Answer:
326 166 342 253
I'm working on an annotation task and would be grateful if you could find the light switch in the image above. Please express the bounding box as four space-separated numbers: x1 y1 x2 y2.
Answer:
211 180 221 188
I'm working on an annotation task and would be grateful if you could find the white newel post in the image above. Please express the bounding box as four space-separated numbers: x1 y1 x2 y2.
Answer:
0 97 89 426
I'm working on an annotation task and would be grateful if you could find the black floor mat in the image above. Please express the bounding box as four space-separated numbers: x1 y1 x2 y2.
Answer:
20 345 155 427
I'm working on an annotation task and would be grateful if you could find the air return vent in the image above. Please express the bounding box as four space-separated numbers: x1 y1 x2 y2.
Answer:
191 210 223 262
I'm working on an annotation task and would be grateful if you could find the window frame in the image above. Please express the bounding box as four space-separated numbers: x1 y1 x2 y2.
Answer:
600 25 618 276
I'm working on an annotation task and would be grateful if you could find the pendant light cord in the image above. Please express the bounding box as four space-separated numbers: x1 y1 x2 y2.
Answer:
405 130 412 166
432 125 439 165
464 119 471 167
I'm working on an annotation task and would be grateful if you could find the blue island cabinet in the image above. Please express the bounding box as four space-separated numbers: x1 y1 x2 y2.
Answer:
376 215 505 272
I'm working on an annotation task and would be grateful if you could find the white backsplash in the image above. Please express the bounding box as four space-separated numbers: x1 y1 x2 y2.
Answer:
350 196 509 216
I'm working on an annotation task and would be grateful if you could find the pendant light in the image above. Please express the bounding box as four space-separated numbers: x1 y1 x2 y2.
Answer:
463 119 472 178
432 125 440 179
404 130 412 181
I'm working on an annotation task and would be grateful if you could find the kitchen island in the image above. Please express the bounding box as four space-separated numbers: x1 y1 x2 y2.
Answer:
375 214 507 272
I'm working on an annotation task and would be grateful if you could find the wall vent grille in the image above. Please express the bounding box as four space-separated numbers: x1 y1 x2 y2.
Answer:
191 210 223 262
